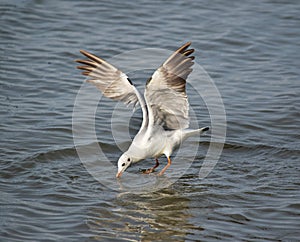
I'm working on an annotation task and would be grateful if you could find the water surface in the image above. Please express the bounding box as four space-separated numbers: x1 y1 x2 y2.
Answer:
1 0 299 241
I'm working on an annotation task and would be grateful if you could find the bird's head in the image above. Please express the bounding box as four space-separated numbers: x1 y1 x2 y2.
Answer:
116 153 132 178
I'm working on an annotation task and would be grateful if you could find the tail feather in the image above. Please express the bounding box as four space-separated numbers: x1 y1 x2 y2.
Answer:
183 126 209 140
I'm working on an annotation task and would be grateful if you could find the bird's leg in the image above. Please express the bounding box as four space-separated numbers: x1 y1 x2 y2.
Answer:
142 158 159 174
158 157 172 176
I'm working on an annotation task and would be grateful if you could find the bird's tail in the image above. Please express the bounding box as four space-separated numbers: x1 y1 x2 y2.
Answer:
183 126 210 140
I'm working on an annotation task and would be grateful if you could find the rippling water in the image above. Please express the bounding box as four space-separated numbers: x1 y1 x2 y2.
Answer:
1 0 300 241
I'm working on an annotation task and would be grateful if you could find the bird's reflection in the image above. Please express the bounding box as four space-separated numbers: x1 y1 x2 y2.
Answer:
87 180 200 241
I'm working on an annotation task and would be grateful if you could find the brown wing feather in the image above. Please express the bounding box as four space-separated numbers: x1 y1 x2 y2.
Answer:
145 42 195 130
75 50 139 107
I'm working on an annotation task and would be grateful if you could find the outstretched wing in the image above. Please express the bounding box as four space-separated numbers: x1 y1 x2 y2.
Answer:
144 42 194 130
76 50 139 107
76 50 148 130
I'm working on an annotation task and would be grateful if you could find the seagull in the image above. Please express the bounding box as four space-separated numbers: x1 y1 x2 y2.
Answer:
76 42 209 178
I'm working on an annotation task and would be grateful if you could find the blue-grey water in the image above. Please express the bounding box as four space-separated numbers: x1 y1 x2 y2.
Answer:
1 0 300 241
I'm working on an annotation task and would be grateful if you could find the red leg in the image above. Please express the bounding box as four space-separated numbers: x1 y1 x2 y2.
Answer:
158 157 172 176
143 159 159 174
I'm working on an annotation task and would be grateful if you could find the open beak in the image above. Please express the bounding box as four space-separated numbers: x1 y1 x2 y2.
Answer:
116 171 122 178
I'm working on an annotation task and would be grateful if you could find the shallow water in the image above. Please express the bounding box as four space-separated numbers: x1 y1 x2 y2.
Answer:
1 0 300 241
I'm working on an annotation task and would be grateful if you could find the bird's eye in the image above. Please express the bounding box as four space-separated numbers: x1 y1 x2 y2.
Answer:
127 158 130 162
122 163 125 167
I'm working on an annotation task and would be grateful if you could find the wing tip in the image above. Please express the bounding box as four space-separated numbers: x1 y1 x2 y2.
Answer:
79 49 93 58
184 41 192 46
175 41 194 56
74 50 92 64
181 41 192 49
78 49 104 64
79 49 87 55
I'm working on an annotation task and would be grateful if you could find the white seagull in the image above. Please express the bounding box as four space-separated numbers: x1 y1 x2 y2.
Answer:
76 42 209 178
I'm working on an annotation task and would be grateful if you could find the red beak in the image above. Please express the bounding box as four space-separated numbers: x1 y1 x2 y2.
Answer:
116 171 122 178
